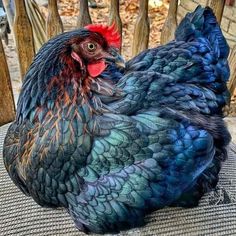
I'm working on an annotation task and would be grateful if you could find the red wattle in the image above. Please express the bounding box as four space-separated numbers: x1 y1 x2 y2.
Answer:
87 60 106 77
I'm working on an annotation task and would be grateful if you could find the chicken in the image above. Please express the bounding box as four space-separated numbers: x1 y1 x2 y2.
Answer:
3 6 231 234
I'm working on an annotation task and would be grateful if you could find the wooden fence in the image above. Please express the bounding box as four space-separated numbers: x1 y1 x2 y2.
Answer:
0 0 235 126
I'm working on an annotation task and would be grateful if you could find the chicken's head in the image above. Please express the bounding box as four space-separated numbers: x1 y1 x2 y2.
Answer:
62 23 124 78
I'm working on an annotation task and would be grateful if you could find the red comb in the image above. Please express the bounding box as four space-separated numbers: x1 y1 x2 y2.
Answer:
85 22 121 49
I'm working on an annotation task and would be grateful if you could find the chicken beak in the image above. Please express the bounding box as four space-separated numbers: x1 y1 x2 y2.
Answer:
104 48 126 69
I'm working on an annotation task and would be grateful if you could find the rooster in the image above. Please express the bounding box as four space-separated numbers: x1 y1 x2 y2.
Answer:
3 6 231 234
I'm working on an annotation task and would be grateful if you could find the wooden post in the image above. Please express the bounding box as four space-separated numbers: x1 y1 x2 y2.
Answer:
46 0 64 39
14 0 35 80
77 0 92 28
132 0 150 57
160 0 178 45
109 0 122 51
0 39 16 126
228 45 236 96
210 0 226 23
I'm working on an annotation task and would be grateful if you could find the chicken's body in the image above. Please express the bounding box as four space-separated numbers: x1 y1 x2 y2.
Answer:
3 7 231 233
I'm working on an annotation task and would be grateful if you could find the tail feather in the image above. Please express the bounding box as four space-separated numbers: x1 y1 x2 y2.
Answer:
175 6 229 59
174 6 230 113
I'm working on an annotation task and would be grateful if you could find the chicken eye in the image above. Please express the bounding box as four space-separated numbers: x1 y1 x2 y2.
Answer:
87 43 97 52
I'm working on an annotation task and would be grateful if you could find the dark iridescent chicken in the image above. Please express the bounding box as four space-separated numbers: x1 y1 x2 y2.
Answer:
3 6 231 234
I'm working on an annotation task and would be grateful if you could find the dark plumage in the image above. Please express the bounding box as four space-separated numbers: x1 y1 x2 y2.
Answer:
3 6 231 234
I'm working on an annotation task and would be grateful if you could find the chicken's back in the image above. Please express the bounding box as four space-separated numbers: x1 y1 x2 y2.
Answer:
126 7 229 115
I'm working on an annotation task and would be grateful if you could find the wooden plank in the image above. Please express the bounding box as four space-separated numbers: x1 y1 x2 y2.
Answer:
209 0 226 23
0 39 16 126
228 45 236 96
109 0 122 51
132 0 150 57
14 0 35 80
25 0 47 52
160 0 178 45
77 0 92 28
46 0 64 39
